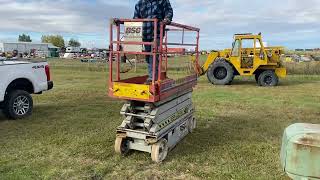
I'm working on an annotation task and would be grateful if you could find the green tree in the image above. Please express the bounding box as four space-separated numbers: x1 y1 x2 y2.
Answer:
41 35 65 48
68 38 81 47
18 34 32 42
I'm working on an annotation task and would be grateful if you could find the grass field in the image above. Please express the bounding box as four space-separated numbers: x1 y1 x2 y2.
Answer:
0 59 319 179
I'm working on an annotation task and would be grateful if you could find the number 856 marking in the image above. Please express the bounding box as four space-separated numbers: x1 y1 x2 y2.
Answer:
126 27 141 34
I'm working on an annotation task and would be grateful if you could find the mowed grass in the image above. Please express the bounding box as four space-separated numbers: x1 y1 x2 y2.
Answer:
0 59 320 179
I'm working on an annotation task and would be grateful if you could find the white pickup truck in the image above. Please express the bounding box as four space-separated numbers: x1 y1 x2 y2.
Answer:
0 60 53 119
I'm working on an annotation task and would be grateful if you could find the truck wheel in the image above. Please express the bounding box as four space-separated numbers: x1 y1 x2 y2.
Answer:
115 137 130 155
258 70 279 87
207 59 235 85
151 139 168 163
3 90 33 120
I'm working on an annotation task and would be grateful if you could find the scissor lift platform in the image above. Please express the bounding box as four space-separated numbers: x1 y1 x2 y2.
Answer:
108 18 200 162
109 74 197 103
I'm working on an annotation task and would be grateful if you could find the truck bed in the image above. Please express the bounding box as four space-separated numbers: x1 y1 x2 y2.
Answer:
0 59 47 66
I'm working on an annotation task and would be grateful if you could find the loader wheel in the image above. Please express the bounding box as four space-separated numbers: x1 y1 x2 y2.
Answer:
151 139 168 163
115 137 130 155
255 73 260 84
207 59 234 85
255 74 259 82
258 70 279 87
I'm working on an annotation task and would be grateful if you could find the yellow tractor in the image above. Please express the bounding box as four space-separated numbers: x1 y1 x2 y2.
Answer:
194 33 286 86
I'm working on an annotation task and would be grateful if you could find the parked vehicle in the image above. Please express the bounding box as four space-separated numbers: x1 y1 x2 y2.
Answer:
66 46 81 53
0 60 53 119
193 33 287 86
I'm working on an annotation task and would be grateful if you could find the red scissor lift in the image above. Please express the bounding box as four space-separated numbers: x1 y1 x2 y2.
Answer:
108 18 200 162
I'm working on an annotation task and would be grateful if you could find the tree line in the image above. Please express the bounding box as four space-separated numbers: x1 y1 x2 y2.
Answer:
18 34 81 48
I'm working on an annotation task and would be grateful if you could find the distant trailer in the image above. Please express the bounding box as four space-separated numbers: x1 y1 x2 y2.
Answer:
167 48 186 56
66 47 81 53
0 42 48 53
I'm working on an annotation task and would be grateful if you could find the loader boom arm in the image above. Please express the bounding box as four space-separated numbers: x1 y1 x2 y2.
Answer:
192 51 220 76
202 52 220 74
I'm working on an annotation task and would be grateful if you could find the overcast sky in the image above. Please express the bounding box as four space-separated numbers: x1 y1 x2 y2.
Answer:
0 0 319 49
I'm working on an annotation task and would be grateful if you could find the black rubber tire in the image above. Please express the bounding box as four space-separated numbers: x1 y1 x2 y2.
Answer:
207 59 235 85
255 73 260 85
258 70 279 87
3 90 33 120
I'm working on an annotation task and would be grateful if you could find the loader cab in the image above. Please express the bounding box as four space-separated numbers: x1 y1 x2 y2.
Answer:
230 34 267 69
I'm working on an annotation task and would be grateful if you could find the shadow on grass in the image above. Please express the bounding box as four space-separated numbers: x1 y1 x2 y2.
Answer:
280 79 317 87
0 111 7 121
0 104 64 122
232 78 315 87
231 79 257 86
167 114 284 161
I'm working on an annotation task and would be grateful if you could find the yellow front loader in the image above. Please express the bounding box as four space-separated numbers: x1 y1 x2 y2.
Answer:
193 33 287 86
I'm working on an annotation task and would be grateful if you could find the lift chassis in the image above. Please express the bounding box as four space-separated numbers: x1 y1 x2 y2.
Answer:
108 18 200 162
115 92 196 162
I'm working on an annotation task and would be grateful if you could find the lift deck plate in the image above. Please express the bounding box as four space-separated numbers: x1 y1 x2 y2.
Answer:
113 82 151 101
